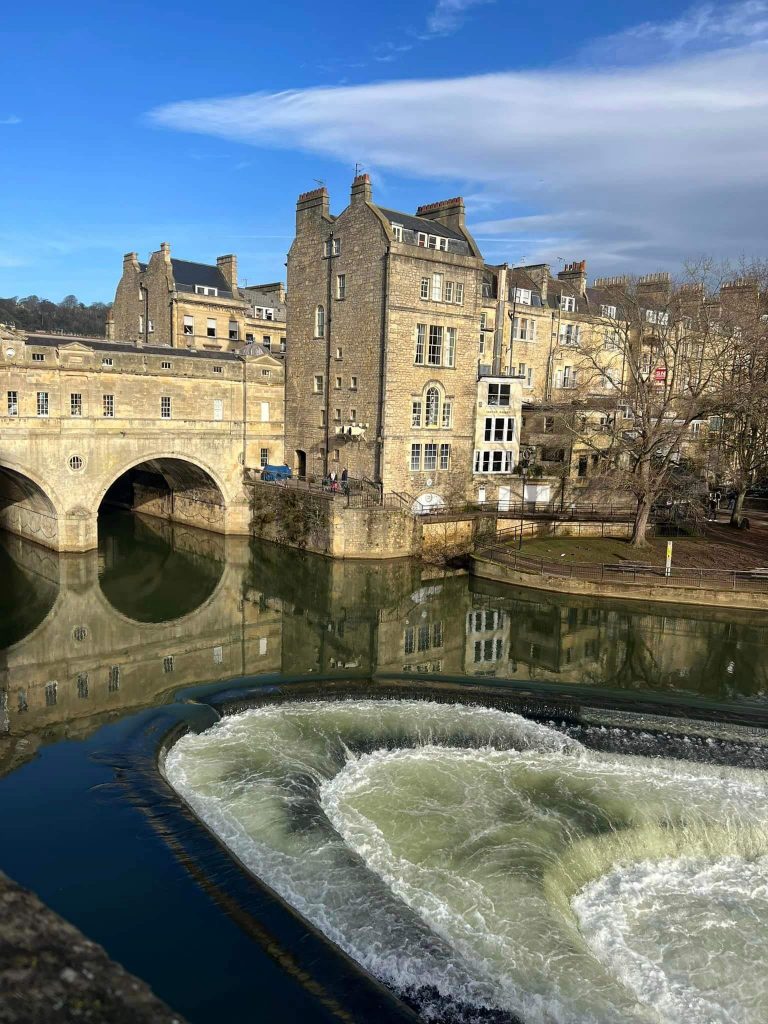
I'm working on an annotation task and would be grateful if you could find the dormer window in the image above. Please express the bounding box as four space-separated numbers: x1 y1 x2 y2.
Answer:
195 285 218 296
646 309 669 326
560 295 576 312
391 223 403 242
417 232 449 252
513 288 531 305
600 304 617 318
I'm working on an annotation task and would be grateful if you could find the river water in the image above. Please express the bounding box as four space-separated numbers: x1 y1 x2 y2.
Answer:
2 511 768 1023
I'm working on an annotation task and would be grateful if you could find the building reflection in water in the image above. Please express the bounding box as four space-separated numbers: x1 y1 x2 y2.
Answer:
2 510 768 775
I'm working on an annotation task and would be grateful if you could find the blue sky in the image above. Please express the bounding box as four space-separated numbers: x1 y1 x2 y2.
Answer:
1 0 767 302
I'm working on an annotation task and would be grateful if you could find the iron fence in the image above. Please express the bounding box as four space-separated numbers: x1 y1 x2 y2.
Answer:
477 543 768 594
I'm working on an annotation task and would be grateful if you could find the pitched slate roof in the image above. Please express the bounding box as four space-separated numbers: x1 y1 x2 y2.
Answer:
170 259 231 294
376 207 465 241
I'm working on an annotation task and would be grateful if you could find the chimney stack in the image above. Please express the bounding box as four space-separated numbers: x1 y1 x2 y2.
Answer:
296 186 330 229
351 173 372 204
159 241 171 261
557 260 587 297
123 252 140 272
415 197 466 234
217 254 238 291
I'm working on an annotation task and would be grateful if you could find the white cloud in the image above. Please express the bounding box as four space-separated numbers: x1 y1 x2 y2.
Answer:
585 0 768 62
425 0 494 36
0 115 22 126
148 44 768 272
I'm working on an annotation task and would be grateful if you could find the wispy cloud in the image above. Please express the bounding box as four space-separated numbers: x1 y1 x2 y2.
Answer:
585 0 768 63
424 0 495 37
148 8 768 273
0 115 22 126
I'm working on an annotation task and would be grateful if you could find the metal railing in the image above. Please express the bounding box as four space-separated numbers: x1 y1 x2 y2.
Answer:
415 500 638 521
476 543 768 594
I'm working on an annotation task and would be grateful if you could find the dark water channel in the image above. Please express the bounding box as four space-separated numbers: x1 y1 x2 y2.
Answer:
1 511 768 1023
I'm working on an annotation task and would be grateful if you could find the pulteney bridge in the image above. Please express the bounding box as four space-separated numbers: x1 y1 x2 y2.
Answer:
0 332 284 551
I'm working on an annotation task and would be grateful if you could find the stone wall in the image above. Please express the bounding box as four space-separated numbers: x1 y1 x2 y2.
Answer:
247 481 420 558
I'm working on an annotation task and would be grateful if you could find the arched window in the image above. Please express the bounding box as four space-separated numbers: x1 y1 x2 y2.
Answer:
425 386 440 426
315 305 325 338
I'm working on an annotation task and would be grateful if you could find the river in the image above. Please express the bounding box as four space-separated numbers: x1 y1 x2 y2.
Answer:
2 511 768 1023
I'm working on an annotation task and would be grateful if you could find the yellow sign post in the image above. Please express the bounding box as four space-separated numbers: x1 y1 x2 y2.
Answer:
666 540 673 578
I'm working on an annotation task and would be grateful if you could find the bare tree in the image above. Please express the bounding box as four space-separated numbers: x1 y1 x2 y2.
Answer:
561 272 732 546
704 261 768 524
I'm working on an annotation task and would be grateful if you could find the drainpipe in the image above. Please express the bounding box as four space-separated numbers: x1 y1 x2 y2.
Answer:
139 284 149 347
375 245 391 486
323 231 335 479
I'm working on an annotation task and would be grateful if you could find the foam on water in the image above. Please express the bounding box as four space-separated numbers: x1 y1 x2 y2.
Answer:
573 855 768 1024
164 699 768 1023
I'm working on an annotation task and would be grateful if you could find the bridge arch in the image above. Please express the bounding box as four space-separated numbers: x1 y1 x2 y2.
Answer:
0 460 62 548
96 452 231 536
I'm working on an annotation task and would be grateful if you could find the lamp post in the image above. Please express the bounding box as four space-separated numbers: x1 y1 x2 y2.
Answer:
518 446 536 549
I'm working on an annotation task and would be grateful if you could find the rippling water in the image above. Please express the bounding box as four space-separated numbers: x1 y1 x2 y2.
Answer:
165 699 768 1024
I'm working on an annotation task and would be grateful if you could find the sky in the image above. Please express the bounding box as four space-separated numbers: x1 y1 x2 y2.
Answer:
1 0 767 303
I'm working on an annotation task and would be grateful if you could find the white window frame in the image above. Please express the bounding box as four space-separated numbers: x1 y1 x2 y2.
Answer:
439 443 450 470
160 395 172 419
483 416 515 442
37 392 49 417
391 223 403 242
410 443 421 471
70 393 82 417
260 447 269 467
313 374 324 394
431 273 443 302
183 315 194 336
513 287 531 305
195 285 218 296
420 277 429 300
206 318 216 338
415 323 426 364
423 443 438 471
427 325 443 366
600 304 617 319
412 400 422 427
473 450 514 474
102 394 114 418
7 390 18 417
445 327 456 368
487 383 511 406
336 273 346 300
425 386 440 427
560 295 576 312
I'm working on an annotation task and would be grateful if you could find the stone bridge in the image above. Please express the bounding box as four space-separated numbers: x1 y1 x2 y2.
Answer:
0 332 284 550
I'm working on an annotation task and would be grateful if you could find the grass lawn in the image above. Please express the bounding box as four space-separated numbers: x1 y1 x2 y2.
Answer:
517 520 768 571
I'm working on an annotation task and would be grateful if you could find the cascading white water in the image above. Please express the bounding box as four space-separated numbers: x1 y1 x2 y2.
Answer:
164 699 768 1024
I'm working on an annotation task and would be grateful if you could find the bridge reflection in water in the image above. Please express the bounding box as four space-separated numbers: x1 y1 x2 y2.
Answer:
3 510 768 775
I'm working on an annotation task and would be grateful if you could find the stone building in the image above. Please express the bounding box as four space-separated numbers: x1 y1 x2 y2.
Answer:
0 329 284 551
110 243 286 354
285 174 526 510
